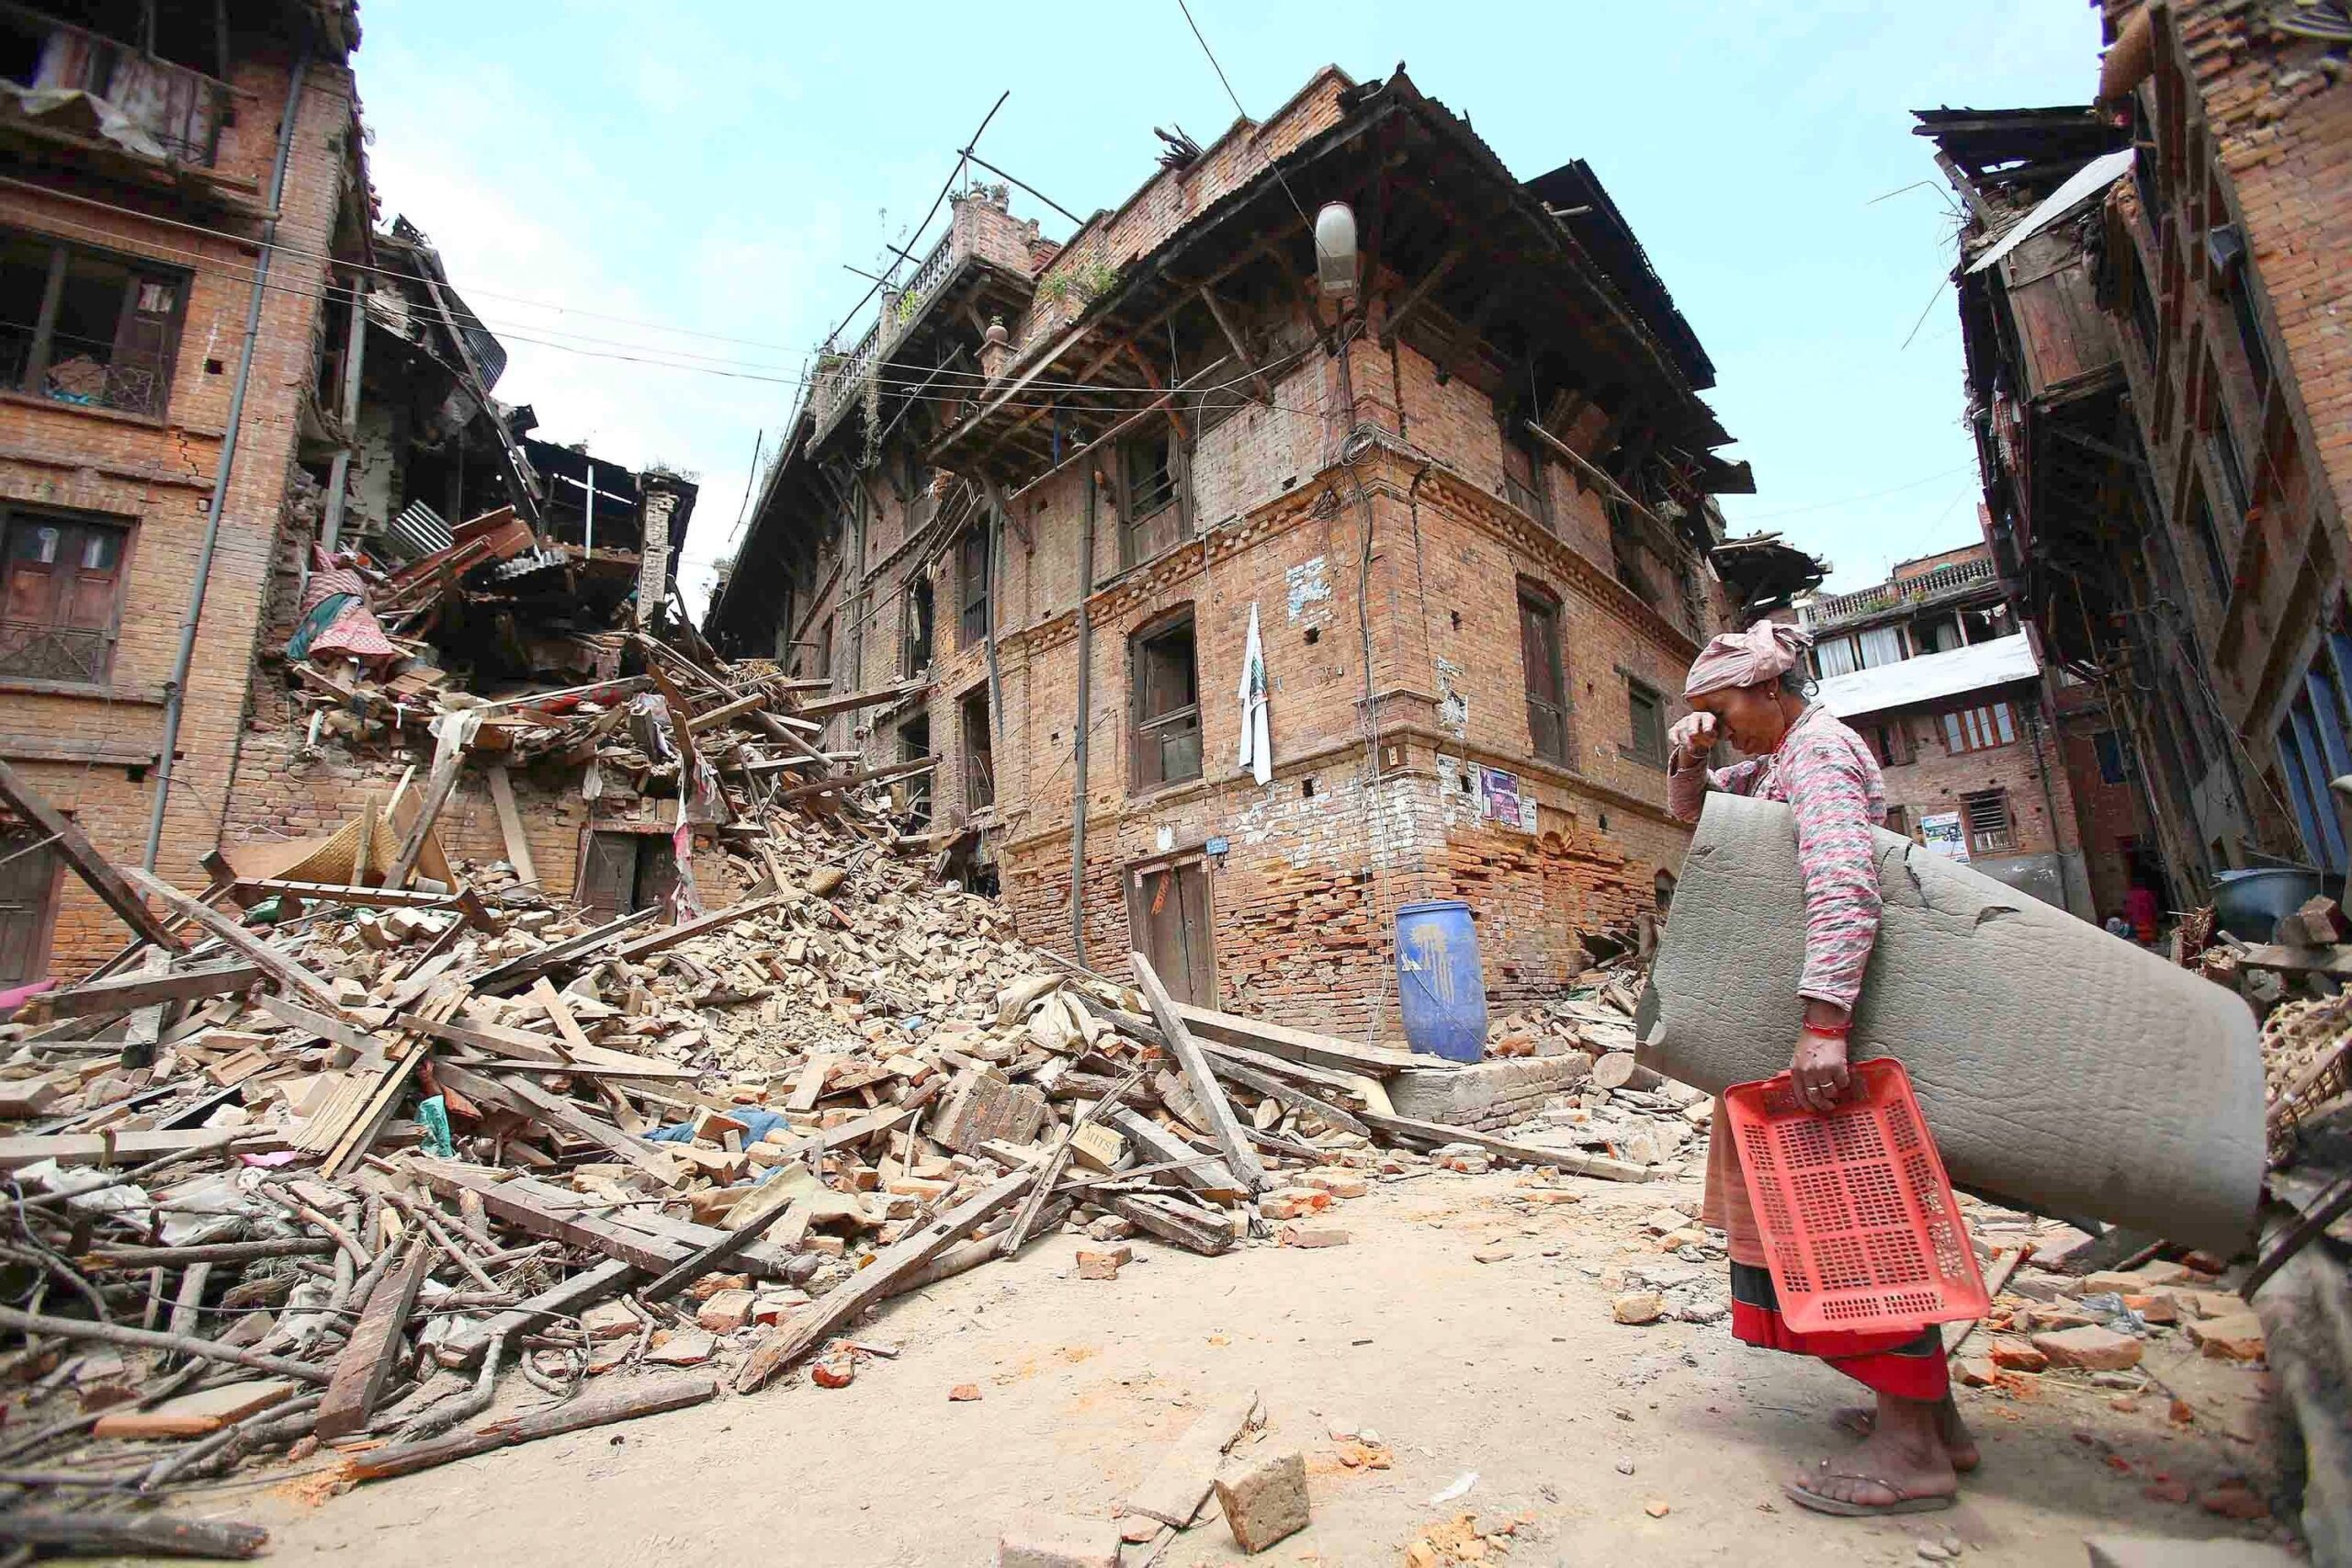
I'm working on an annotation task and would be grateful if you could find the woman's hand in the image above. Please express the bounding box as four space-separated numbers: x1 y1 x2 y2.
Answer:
1668 711 1718 769
1790 1026 1850 1113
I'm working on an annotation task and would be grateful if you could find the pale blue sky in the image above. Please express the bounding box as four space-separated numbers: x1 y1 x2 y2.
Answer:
353 2 2105 612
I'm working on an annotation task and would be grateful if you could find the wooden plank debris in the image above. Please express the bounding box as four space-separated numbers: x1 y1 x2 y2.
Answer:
316 1247 430 1439
42 962 262 1019
736 1165 1036 1393
484 764 537 886
119 868 346 1012
349 1373 718 1481
0 758 187 953
1131 953 1269 1194
1125 1391 1263 1528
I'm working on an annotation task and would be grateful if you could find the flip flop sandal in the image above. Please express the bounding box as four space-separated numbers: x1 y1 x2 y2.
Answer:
1784 1462 1957 1517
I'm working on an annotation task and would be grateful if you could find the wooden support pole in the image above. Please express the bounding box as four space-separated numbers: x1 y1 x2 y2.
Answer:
385 750 464 888
484 765 537 886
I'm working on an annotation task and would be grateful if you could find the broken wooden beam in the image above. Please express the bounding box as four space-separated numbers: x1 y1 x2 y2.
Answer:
119 868 346 1012
315 1246 429 1440
611 894 785 964
788 678 930 721
484 764 538 886
0 1128 267 1169
1357 1110 1653 1183
775 754 937 803
1131 953 1269 1194
0 1303 332 1383
0 1511 270 1561
0 758 187 954
40 961 261 1019
348 1372 718 1481
736 1164 1036 1393
1125 1391 1262 1528
1170 1000 1419 1078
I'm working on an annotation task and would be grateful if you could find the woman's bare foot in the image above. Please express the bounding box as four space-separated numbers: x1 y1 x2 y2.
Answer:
1790 1397 1960 1517
1833 1394 1980 1472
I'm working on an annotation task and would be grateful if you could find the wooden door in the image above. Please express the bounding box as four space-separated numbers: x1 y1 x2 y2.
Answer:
0 829 58 984
1134 860 1215 1007
1520 592 1566 763
579 831 638 917
634 835 678 912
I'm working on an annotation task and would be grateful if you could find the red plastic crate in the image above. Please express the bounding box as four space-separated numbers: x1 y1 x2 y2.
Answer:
1724 1058 1989 1336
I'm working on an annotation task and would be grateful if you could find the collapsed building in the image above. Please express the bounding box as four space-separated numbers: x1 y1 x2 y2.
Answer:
708 66 1792 1036
0 0 364 978
0 0 702 983
1920 0 2352 901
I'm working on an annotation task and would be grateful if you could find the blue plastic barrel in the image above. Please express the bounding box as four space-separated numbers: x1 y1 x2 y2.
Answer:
1394 899 1489 1062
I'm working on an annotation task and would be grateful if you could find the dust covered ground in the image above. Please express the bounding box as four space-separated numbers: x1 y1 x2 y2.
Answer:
238 1169 2283 1567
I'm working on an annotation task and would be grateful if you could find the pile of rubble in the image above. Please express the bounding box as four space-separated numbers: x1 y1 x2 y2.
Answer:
0 639 1662 1556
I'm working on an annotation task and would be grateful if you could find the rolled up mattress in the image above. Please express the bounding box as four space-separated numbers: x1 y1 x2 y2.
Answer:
1635 793 2264 1256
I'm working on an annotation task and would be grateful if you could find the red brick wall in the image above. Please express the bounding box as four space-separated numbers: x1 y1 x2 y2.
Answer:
0 50 356 975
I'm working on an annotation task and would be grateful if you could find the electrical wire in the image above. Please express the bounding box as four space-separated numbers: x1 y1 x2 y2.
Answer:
1170 0 1317 237
20 205 1342 421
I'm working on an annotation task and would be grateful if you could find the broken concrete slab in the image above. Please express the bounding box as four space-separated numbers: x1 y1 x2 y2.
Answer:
994 1510 1121 1568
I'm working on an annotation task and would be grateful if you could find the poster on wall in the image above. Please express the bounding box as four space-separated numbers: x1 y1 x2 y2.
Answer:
1919 810 1969 861
1478 767 1517 825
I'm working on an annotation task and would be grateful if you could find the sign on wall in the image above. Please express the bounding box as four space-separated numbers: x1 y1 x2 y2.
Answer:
1919 810 1969 861
1477 767 1537 834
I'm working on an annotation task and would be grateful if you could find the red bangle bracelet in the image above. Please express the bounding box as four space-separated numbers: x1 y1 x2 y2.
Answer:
1804 1020 1852 1038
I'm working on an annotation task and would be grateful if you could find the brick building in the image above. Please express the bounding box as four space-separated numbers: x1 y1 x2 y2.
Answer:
0 0 361 977
709 67 1778 1038
1792 540 2152 919
1920 1 2352 902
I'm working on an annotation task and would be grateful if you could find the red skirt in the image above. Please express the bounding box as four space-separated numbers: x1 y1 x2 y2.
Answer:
1729 1262 1950 1401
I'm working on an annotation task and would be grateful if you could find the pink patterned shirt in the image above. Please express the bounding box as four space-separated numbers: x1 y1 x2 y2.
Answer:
1667 704 1886 1010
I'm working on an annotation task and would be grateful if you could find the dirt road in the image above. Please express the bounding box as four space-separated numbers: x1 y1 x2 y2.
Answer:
249 1169 2279 1565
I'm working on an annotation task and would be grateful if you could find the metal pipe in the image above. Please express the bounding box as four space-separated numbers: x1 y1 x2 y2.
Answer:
983 493 1004 806
1069 468 1095 964
144 43 311 870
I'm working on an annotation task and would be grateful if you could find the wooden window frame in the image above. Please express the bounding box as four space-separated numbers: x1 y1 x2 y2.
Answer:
0 504 134 689
1116 424 1189 570
1520 582 1568 766
1867 718 1914 769
1939 700 2017 755
0 231 189 422
1962 788 2015 856
1623 676 1668 768
960 682 994 813
956 525 989 648
1129 605 1202 794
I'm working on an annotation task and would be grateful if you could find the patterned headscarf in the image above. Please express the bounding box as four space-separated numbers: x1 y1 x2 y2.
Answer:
1684 620 1814 698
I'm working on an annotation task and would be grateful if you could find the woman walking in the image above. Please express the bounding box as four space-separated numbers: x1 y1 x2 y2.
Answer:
1666 620 1972 1517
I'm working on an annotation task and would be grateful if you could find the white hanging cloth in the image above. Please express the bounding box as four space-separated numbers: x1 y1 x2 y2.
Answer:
1237 602 1272 786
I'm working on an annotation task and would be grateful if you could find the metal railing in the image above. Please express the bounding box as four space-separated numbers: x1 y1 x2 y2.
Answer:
811 223 964 437
1799 554 1997 629
0 618 111 683
1 323 171 417
5 10 228 167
